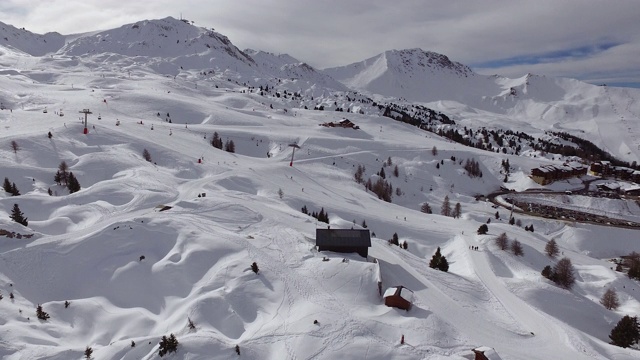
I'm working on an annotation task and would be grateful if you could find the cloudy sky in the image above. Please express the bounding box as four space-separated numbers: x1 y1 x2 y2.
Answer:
1 0 639 87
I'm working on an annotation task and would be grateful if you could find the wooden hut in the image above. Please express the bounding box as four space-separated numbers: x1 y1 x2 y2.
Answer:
316 228 371 258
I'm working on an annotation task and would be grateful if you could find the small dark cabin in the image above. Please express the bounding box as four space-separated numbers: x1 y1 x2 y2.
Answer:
316 228 371 258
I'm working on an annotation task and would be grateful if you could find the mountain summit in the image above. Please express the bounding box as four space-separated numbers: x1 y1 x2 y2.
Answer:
324 48 484 102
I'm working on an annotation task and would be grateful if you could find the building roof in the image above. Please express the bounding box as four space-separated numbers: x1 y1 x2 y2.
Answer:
316 228 371 248
383 286 414 302
474 347 503 360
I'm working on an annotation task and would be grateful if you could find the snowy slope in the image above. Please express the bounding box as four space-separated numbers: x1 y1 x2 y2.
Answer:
0 18 639 360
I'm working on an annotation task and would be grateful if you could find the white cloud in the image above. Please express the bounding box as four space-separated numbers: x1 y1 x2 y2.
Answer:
1 0 638 85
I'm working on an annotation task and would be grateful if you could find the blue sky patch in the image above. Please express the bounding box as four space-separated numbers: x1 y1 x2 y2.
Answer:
472 42 620 68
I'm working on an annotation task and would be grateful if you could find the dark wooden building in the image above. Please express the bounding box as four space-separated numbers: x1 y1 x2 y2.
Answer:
383 285 414 310
316 228 371 258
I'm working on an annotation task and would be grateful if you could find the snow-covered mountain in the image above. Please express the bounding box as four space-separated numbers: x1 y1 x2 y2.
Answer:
1 17 640 360
0 21 65 56
324 48 487 103
325 48 640 164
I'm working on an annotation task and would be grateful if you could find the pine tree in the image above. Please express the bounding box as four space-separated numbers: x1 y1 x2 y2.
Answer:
158 334 179 357
477 224 488 235
36 304 50 320
393 164 399 177
452 202 461 218
429 247 442 269
225 139 235 153
509 217 515 225
58 161 69 185
624 252 640 280
420 202 432 214
495 232 509 250
431 146 438 156
609 315 640 348
541 265 553 280
354 164 365 183
545 239 559 258
251 262 259 274
142 148 152 162
438 256 449 272
601 288 620 310
10 182 19 196
511 239 524 256
211 132 223 149
2 177 11 193
553 257 576 289
440 195 451 217
390 232 399 246
11 140 19 154
84 346 93 359
67 172 81 193
10 203 28 226
361 219 367 228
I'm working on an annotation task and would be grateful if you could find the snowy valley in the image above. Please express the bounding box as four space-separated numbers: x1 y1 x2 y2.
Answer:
0 16 639 360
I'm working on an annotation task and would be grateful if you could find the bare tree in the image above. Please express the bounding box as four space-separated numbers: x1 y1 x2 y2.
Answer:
142 149 152 162
10 140 19 154
452 202 462 218
545 239 559 258
495 232 509 250
440 195 451 217
511 239 524 256
600 288 620 310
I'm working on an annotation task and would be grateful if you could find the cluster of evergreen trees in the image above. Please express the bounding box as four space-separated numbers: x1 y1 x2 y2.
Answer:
301 205 329 224
3 177 21 196
54 161 81 193
158 334 179 357
541 257 576 289
366 177 393 202
429 247 449 272
440 195 462 218
210 132 235 153
463 158 482 178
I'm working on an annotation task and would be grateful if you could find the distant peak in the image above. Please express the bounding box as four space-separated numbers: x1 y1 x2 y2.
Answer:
382 48 473 76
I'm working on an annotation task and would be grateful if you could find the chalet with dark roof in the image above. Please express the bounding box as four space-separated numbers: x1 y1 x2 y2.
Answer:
316 228 371 258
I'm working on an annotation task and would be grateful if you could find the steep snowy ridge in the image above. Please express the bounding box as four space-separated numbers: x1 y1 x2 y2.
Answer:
0 21 65 56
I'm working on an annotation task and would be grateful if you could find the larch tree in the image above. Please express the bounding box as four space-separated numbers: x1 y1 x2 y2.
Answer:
440 195 451 217
600 288 620 310
495 232 509 251
545 239 560 258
